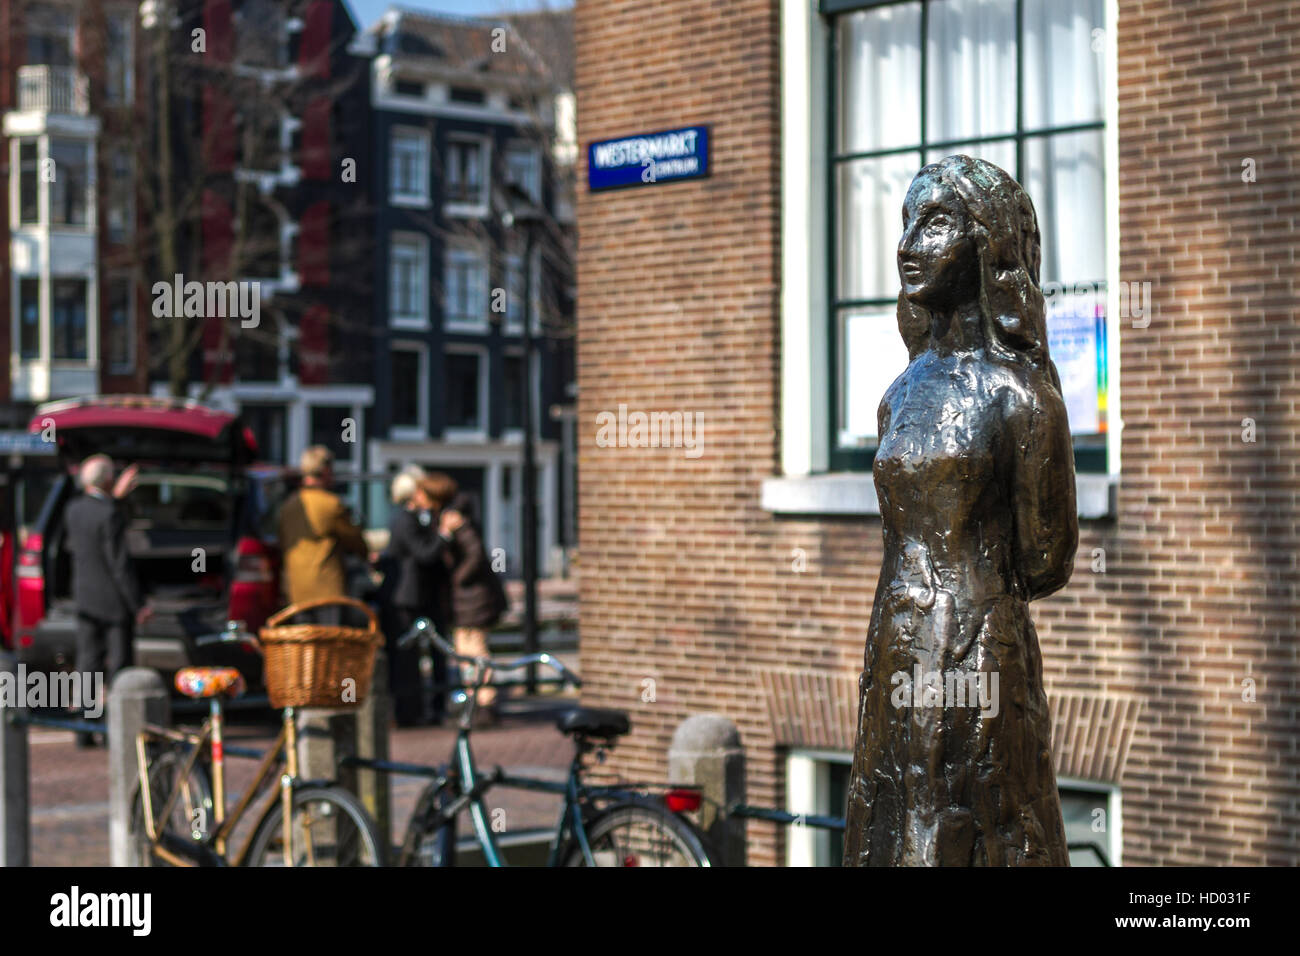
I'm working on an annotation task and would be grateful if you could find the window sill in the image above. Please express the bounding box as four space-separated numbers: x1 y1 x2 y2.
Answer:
390 194 431 209
443 202 489 219
760 472 1116 519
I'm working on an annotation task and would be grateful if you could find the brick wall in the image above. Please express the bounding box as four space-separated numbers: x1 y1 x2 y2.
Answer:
575 0 1298 866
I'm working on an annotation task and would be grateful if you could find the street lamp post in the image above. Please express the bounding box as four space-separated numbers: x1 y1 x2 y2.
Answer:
500 186 542 694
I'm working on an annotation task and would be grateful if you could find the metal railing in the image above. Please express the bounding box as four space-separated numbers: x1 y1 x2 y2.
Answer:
16 66 90 115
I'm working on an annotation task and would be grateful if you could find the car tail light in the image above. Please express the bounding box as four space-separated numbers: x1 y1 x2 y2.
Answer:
664 788 702 813
16 533 45 628
233 537 273 583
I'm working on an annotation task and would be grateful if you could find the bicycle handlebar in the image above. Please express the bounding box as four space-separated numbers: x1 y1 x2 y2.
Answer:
397 618 582 689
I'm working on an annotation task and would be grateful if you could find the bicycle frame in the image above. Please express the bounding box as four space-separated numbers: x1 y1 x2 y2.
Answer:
135 701 301 867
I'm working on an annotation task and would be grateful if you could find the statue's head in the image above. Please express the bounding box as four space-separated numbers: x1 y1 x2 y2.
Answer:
896 155 1051 377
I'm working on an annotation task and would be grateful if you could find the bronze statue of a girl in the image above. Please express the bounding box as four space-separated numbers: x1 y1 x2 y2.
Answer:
843 156 1077 867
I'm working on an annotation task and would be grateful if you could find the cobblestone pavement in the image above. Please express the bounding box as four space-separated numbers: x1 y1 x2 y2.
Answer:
28 706 576 867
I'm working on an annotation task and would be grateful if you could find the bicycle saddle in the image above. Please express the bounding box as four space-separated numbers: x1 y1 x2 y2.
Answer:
556 706 630 739
175 666 246 700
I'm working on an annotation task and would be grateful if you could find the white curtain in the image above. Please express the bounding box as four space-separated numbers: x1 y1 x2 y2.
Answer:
839 3 922 153
926 0 1017 142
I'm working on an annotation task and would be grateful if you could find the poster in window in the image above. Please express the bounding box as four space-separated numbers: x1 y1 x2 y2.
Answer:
1045 287 1107 436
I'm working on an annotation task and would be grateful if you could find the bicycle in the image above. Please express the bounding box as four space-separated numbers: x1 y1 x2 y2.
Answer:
129 623 385 867
347 617 715 867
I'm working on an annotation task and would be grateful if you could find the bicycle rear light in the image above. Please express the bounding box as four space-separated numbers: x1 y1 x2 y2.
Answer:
665 788 702 813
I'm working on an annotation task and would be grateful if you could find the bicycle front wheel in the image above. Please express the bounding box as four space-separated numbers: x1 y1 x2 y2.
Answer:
246 786 385 867
563 802 714 867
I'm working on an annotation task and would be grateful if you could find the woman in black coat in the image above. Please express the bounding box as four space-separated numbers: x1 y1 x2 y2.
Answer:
381 472 461 724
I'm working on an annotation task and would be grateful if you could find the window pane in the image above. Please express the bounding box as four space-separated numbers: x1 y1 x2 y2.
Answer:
839 308 910 447
49 140 89 226
503 355 524 430
51 278 87 360
1024 128 1105 285
1024 0 1104 129
19 142 39 224
837 152 918 301
926 0 1017 143
391 350 421 427
445 352 481 429
310 405 354 462
107 279 132 368
924 137 1016 172
838 1 921 153
19 278 40 359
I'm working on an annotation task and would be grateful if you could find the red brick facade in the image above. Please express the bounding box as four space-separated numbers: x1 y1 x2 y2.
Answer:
575 0 1298 867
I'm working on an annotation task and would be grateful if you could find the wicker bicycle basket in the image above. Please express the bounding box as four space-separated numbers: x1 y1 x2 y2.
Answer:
259 597 384 709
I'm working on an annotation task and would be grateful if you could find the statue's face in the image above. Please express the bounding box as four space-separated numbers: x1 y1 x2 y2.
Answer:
898 175 979 311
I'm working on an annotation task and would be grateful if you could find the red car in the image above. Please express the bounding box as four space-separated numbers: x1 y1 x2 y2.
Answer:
8 396 281 687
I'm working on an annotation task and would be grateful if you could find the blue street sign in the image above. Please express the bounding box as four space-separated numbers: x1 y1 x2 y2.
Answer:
0 432 55 455
588 125 709 191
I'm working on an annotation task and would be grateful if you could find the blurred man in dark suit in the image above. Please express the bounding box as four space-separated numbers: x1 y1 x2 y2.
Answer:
65 454 151 745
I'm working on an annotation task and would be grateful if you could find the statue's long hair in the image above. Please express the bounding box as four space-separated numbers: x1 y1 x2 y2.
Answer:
897 155 1062 391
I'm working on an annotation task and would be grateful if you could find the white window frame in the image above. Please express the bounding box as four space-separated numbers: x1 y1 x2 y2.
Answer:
443 344 488 441
767 0 1120 519
785 750 851 867
443 241 489 333
389 231 429 329
1058 776 1124 867
389 125 431 207
388 341 428 440
444 133 491 217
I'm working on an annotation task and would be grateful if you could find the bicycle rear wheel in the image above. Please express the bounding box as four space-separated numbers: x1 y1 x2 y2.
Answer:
563 801 714 867
245 786 385 867
129 749 214 867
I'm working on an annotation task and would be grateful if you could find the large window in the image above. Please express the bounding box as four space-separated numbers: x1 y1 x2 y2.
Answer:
505 144 541 202
828 0 1106 470
104 11 133 105
390 344 426 434
50 278 87 360
49 139 91 226
445 135 487 209
26 7 73 66
106 147 133 243
389 233 427 326
444 348 485 434
444 243 488 331
18 278 40 359
390 127 430 203
18 141 39 225
105 277 133 370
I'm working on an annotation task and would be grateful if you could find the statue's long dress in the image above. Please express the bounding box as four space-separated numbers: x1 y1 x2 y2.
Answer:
843 349 1070 866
